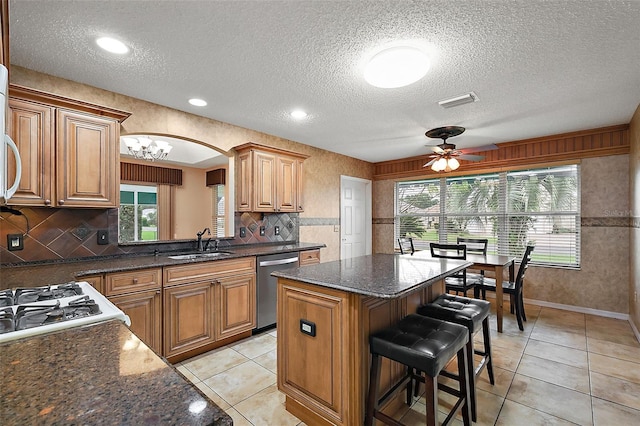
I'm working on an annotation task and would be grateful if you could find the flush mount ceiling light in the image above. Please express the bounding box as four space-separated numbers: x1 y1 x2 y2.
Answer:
122 136 173 162
364 46 430 88
290 109 308 119
96 37 129 54
188 98 207 107
438 92 479 109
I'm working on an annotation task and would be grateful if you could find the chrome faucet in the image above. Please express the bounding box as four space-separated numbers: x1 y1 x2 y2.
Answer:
196 228 211 252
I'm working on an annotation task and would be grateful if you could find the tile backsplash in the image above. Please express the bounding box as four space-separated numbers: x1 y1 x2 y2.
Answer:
0 207 298 264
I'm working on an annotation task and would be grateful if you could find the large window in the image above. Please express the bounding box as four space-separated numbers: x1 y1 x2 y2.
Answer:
211 184 226 237
396 165 580 268
119 184 158 243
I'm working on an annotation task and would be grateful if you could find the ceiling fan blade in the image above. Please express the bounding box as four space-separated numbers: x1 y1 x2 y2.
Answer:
430 146 445 154
459 144 498 154
457 154 485 161
423 158 438 167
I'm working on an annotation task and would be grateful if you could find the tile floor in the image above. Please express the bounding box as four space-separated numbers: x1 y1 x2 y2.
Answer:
175 302 640 425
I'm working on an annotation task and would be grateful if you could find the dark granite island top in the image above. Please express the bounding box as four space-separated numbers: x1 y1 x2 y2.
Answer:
272 253 472 298
0 320 232 425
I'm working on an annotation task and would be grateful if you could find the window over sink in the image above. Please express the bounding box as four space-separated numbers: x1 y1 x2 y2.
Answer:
119 184 159 243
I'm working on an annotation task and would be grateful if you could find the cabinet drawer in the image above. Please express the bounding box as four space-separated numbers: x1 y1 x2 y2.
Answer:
105 268 162 296
164 257 256 287
299 249 321 265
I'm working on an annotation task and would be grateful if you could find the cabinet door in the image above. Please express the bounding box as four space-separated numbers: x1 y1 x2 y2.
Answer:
109 289 162 354
253 150 277 211
56 109 119 207
277 155 298 212
7 99 55 206
164 281 216 358
237 150 252 211
296 159 304 212
216 273 256 340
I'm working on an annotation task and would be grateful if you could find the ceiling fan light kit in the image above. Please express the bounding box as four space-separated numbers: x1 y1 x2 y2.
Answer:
422 125 497 172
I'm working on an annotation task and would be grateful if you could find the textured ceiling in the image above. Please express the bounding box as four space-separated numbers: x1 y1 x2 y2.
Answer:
8 0 640 163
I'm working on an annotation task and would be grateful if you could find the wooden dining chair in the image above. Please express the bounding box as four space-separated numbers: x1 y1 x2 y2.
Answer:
429 243 477 297
398 237 415 255
479 245 535 330
457 237 489 292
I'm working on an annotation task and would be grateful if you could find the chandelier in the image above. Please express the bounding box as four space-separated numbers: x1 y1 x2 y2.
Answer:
122 137 173 161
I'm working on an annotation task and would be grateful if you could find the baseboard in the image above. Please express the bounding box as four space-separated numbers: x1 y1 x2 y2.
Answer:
630 318 640 343
523 297 629 321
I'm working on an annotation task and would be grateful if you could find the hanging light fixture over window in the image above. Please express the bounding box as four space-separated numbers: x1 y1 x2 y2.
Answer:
122 137 173 162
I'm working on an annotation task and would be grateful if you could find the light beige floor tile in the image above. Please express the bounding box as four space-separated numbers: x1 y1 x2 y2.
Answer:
234 385 301 426
176 364 200 384
586 314 638 338
524 339 588 369
399 400 464 426
489 328 529 353
476 366 514 397
193 381 230 410
507 374 593 425
268 328 277 338
230 333 277 359
491 344 523 372
529 325 587 350
223 407 253 426
586 318 640 347
182 347 249 381
203 361 276 405
589 352 640 385
592 397 640 425
588 336 640 363
536 308 585 329
516 354 590 393
253 349 277 373
590 371 640 411
496 399 577 425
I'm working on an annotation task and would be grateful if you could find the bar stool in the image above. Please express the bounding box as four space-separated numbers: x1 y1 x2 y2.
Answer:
365 314 471 426
416 294 494 422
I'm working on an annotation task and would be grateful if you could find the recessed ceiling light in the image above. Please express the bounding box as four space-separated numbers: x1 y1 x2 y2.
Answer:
96 37 129 54
364 46 430 88
189 98 207 107
290 109 308 119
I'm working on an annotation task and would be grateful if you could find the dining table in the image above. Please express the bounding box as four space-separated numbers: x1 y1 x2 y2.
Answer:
412 250 516 332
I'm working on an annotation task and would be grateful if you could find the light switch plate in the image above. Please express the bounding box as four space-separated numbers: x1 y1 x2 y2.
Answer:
274 226 280 235
7 234 24 251
239 227 246 237
259 226 266 236
97 230 109 245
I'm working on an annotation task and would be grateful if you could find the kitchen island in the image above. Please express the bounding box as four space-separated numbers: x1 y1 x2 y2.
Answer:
0 320 232 425
273 253 471 426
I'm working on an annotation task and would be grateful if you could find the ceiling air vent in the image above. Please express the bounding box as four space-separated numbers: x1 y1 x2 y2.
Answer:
438 92 478 109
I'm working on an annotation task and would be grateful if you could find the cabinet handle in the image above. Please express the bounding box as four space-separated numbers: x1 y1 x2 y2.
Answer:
211 280 218 286
156 290 161 294
298 206 303 210
133 278 138 284
58 200 65 205
45 199 51 206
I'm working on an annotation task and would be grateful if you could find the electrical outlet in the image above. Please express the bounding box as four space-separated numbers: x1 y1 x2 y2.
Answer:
274 226 280 235
260 226 266 236
334 225 340 232
239 227 246 238
7 234 24 251
97 230 109 245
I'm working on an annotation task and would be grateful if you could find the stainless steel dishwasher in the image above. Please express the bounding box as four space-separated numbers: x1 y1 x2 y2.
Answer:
256 252 299 330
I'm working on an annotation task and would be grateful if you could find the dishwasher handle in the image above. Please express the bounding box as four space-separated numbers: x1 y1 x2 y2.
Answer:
259 257 299 267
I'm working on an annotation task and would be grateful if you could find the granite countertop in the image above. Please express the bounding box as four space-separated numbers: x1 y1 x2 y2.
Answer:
0 242 326 289
272 253 472 298
0 320 232 425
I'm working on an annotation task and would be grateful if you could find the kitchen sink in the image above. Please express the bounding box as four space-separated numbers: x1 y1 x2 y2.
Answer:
168 251 232 260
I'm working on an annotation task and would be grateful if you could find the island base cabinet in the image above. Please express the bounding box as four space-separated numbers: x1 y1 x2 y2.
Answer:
163 281 216 360
277 278 438 426
109 290 162 354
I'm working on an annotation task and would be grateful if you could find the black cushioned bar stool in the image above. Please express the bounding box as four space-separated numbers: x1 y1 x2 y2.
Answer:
365 314 471 426
417 294 494 422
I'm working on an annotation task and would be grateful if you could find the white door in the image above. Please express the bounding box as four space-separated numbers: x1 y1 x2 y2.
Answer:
340 176 372 260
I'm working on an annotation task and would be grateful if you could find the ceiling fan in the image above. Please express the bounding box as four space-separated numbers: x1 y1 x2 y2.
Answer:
423 126 497 172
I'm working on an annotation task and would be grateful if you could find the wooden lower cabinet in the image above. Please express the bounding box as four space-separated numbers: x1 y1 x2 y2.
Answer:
163 281 216 359
163 257 256 362
216 273 256 340
109 289 162 354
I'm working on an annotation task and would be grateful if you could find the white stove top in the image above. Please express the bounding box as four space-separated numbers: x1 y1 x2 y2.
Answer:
0 281 130 344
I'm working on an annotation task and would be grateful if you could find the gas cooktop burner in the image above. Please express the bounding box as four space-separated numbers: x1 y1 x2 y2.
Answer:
13 282 83 305
14 296 101 331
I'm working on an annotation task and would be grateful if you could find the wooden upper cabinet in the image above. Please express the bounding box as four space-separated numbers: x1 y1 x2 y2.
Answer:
235 142 308 212
7 85 130 208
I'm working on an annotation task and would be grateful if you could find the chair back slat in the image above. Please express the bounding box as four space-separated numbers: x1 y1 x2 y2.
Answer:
398 237 415 255
456 237 488 255
430 243 467 260
514 245 535 291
